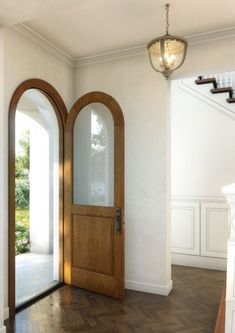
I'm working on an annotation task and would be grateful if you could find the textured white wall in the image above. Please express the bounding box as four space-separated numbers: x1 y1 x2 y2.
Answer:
0 28 5 333
0 27 74 320
171 80 235 197
75 55 172 294
30 120 50 253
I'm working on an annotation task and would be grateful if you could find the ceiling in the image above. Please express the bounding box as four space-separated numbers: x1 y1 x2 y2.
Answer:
1 0 235 58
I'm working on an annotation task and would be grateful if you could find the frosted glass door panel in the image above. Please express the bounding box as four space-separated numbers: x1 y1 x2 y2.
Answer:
73 103 114 206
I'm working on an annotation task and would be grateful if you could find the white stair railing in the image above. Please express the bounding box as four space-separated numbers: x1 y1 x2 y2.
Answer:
223 184 235 332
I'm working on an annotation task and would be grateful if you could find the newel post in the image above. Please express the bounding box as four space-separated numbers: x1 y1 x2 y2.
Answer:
223 184 235 332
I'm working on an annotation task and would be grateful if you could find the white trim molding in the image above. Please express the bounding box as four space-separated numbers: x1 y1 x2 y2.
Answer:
13 24 75 67
225 306 235 333
171 197 229 270
201 203 229 259
172 195 227 203
186 26 235 46
125 279 173 296
76 26 235 67
11 24 235 68
172 253 227 271
4 308 9 321
75 45 147 67
171 201 200 256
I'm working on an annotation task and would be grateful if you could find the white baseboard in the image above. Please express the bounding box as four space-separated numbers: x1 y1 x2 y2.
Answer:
172 253 227 271
125 279 173 296
4 307 9 321
0 326 6 333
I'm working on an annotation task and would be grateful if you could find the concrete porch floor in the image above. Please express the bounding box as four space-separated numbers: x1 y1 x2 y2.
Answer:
16 253 59 306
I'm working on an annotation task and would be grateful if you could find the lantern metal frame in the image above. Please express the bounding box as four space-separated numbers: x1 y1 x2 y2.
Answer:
147 4 188 79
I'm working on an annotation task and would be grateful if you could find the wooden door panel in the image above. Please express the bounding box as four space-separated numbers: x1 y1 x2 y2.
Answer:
72 215 114 275
64 91 124 299
71 267 115 296
71 205 115 217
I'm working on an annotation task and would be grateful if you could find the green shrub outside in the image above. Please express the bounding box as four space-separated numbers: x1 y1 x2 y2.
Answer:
15 178 30 209
15 219 30 255
15 130 30 255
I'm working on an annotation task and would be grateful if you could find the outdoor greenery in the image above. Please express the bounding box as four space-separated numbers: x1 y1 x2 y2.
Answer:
15 218 30 255
15 130 30 255
15 131 30 209
16 209 29 228
15 178 30 209
91 114 106 203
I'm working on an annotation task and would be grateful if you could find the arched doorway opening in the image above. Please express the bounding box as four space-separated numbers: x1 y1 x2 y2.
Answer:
9 79 67 315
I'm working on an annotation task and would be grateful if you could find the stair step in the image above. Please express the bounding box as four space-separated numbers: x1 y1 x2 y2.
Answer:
214 289 225 333
211 87 233 98
195 78 217 88
227 98 235 103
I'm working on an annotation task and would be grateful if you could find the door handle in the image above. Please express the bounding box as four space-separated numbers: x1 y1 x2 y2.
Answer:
115 208 121 233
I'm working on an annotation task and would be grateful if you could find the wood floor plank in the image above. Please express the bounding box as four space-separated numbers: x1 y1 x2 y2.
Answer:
5 265 226 333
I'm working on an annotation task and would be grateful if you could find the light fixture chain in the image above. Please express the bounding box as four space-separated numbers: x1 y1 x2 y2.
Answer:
165 4 170 35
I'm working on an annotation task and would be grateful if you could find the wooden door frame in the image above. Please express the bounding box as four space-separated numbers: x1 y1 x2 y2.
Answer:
64 91 125 299
8 79 68 317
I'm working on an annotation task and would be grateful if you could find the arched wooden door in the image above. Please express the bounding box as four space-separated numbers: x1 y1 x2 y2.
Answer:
64 92 125 299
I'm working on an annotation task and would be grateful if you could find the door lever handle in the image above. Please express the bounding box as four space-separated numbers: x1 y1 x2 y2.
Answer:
115 208 121 233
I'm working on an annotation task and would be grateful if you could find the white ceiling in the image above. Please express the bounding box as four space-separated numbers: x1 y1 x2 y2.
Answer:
1 0 235 58
0 0 82 26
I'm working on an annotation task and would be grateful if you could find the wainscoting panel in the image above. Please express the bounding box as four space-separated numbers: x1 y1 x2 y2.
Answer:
171 197 229 270
201 202 229 259
171 202 200 255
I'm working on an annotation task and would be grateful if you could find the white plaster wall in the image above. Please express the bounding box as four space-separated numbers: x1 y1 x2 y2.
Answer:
30 120 50 253
171 80 235 197
0 28 6 332
75 55 172 293
1 27 74 316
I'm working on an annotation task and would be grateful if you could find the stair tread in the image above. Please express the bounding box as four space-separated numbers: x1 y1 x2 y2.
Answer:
211 87 233 98
211 87 232 93
195 78 217 88
227 98 235 103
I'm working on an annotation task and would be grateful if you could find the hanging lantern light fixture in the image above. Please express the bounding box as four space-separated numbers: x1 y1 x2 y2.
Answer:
147 4 188 79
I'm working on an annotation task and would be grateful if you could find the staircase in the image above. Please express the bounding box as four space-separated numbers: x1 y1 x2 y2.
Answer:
176 72 235 121
195 74 235 104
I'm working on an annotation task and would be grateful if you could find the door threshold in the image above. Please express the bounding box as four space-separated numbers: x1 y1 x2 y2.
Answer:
16 282 64 313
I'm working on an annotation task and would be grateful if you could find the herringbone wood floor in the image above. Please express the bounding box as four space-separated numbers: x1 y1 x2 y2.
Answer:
5 265 226 333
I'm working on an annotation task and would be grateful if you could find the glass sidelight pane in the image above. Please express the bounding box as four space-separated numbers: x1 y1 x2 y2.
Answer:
73 103 114 206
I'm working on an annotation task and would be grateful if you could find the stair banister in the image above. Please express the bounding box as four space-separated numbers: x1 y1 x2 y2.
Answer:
222 183 235 332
